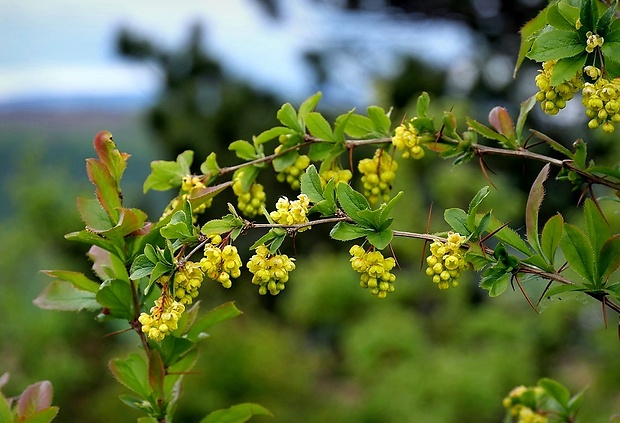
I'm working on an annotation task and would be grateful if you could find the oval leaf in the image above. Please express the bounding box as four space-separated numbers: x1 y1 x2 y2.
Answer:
560 223 596 285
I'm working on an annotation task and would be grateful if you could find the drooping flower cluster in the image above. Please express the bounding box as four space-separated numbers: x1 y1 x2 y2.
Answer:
358 148 398 205
276 152 311 190
173 261 205 305
349 245 396 298
502 385 548 423
138 293 185 341
391 121 425 159
585 31 604 53
581 71 620 133
233 172 266 218
425 232 468 290
319 167 352 187
534 61 582 116
269 194 311 232
246 245 296 295
160 175 212 221
200 235 243 288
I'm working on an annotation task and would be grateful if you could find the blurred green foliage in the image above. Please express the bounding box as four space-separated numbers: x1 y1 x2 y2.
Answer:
3 3 620 422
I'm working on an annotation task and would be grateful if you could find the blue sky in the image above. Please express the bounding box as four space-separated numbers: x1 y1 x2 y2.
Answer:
0 0 476 106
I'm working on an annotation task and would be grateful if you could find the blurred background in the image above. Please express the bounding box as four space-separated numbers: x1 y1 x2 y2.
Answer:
2 0 620 421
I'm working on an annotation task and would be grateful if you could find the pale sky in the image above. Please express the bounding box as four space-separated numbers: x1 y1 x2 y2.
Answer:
0 0 475 106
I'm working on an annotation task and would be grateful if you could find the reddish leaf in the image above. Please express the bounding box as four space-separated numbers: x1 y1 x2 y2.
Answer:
488 107 515 141
93 131 130 185
17 381 53 418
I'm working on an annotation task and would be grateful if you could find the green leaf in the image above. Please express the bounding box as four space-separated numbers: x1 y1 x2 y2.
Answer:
550 53 586 85
597 0 617 34
41 270 100 294
541 214 564 266
298 91 322 119
306 112 335 141
580 0 598 32
444 208 470 236
588 165 620 180
86 158 121 222
143 154 188 193
333 110 353 142
367 106 391 135
187 302 243 342
336 183 370 224
200 403 272 423
155 335 195 368
417 92 431 117
277 102 302 132
200 152 220 179
377 191 403 230
108 353 151 399
547 3 576 30
545 283 585 298
485 216 533 254
201 218 236 236
538 378 571 409
560 223 596 285
598 234 620 282
300 165 325 204
88 245 129 282
236 166 261 193
514 5 550 76
96 279 134 320
149 262 173 290
64 230 118 256
366 229 393 250
148 350 165 398
466 118 509 146
480 269 511 297
467 186 490 230
527 29 583 62
228 140 257 160
526 164 550 257
130 254 156 280
33 280 100 311
272 150 298 172
308 141 335 162
76 196 113 231
253 126 296 145
557 2 580 27
20 407 59 423
0 392 12 423
329 222 371 242
345 114 375 138
515 95 537 143
584 198 611 255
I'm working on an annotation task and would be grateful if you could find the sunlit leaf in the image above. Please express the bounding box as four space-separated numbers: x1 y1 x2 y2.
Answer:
199 403 272 423
34 280 99 312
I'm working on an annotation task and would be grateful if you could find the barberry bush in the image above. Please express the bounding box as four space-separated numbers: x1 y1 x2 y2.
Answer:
26 0 620 421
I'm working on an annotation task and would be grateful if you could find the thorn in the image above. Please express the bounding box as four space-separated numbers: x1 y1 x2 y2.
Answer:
478 155 498 190
514 273 538 313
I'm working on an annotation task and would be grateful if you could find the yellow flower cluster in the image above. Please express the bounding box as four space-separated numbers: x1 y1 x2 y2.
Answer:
391 121 425 159
233 172 266 218
276 150 311 190
585 31 604 53
138 294 185 341
349 245 396 298
319 167 352 188
425 232 468 290
246 245 296 295
200 236 243 289
534 61 582 116
502 386 548 423
269 194 311 232
581 72 620 133
160 175 212 221
173 261 205 305
358 148 398 205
